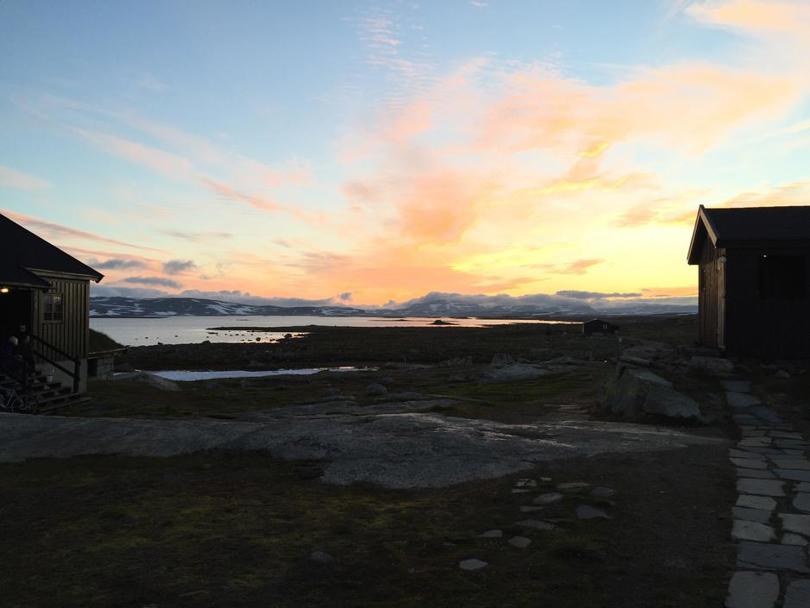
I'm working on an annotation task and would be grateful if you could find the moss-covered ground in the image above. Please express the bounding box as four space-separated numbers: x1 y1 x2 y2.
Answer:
0 446 732 608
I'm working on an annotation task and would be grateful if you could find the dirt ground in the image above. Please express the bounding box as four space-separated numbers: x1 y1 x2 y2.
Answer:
1 316 739 607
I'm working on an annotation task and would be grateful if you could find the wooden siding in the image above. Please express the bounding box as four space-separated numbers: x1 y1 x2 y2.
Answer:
724 247 810 358
29 273 89 360
698 239 719 348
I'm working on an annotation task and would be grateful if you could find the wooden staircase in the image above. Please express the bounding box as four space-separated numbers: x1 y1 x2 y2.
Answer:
0 369 88 414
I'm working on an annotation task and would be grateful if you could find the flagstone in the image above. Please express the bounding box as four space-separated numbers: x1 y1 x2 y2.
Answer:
793 493 810 513
778 513 810 537
732 458 769 470
736 469 776 480
732 520 775 542
769 459 810 470
725 571 778 608
736 480 784 496
781 533 808 547
733 507 773 524
783 579 810 608
737 542 809 573
737 495 777 511
774 469 810 483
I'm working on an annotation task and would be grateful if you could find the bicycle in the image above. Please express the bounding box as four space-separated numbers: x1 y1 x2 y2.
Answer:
0 386 37 413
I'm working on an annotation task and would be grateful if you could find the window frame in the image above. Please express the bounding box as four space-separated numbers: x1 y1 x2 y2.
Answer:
43 291 64 323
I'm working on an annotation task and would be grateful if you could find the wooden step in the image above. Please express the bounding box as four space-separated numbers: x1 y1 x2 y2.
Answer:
1 370 87 414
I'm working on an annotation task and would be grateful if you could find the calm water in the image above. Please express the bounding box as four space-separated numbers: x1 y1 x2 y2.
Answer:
151 367 372 381
90 315 573 346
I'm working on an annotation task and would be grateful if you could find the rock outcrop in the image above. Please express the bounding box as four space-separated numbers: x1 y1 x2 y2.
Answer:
604 366 703 422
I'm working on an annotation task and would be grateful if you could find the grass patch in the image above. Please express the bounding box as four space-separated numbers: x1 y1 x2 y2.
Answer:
0 446 732 608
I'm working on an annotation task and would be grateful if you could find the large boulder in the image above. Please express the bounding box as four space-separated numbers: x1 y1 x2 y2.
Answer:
481 363 551 382
620 341 675 363
604 367 702 422
490 353 516 367
689 356 734 376
365 383 388 396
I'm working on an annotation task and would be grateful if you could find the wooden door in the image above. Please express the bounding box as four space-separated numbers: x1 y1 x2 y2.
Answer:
717 254 726 350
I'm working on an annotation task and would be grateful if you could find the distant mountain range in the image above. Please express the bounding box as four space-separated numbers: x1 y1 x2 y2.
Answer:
90 294 696 319
89 297 367 318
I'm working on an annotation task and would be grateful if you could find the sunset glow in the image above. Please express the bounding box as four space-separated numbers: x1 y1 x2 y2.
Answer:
2 0 810 306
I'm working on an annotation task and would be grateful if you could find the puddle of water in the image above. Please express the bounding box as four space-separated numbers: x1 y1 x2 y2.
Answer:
148 367 372 381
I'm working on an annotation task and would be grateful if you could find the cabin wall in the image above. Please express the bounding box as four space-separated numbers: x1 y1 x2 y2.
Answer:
698 240 720 348
29 273 90 360
724 247 810 358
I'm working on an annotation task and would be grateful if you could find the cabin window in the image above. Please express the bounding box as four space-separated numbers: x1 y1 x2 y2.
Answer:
43 292 63 322
758 255 807 300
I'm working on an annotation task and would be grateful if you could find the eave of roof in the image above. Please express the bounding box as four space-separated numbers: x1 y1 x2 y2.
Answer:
687 205 714 265
0 266 52 289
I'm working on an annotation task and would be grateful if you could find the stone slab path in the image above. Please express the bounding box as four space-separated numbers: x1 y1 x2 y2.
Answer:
724 378 810 608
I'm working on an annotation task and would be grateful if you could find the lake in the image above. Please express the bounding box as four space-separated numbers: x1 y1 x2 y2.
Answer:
90 315 575 346
150 367 373 381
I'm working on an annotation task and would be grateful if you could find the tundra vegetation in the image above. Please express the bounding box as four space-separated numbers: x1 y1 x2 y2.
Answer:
0 316 761 607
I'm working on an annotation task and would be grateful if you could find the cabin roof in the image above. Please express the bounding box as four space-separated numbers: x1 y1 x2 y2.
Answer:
687 205 810 264
0 213 103 287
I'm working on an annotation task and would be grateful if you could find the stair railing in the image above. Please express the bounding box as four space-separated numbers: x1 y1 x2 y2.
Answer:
27 333 80 394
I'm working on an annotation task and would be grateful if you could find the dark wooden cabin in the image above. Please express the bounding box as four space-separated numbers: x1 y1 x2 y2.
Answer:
0 213 103 397
687 205 810 358
582 319 619 336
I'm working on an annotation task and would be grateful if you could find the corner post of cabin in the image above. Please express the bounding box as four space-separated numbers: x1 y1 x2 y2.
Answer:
716 248 726 351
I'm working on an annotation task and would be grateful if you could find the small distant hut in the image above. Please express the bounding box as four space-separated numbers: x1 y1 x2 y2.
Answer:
582 319 619 336
687 204 810 358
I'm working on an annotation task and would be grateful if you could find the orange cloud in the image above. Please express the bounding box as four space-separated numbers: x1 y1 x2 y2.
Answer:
478 62 802 155
321 28 809 302
558 258 603 274
615 193 707 228
688 0 810 39
715 180 810 209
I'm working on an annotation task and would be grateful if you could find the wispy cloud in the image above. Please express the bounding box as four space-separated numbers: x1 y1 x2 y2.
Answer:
0 165 50 191
25 96 316 222
122 276 182 289
88 258 147 270
555 259 604 274
687 0 810 40
133 72 169 92
71 126 195 180
641 286 698 297
352 4 435 106
162 259 197 275
2 209 160 251
162 229 233 242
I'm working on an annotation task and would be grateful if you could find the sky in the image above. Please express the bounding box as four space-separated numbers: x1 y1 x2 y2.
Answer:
2 0 810 307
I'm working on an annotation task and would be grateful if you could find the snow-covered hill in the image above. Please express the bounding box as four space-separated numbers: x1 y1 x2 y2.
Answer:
90 292 696 318
89 297 367 318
